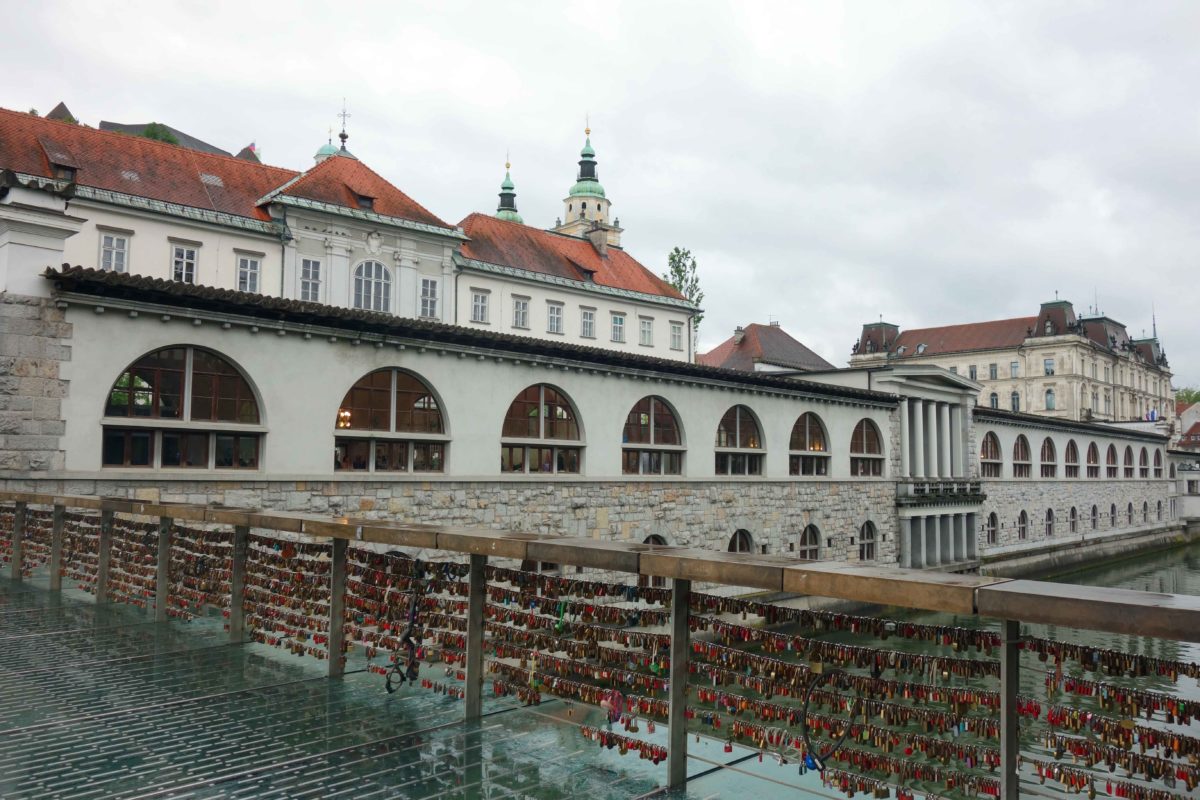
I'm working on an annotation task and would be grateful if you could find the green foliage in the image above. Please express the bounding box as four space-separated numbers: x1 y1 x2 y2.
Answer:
27 108 38 116
140 122 179 145
1176 387 1200 406
663 246 704 331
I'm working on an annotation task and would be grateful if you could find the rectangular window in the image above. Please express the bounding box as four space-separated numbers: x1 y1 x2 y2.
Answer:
512 297 529 329
471 291 489 323
214 434 259 469
1011 361 1020 378
100 233 128 272
300 258 321 302
1044 357 1055 376
172 245 197 284
611 313 626 343
101 428 153 467
580 308 596 338
670 321 684 351
949 366 957 375
420 278 439 319
988 363 998 380
161 431 210 468
547 302 564 334
968 365 977 380
639 318 654 347
237 256 260 293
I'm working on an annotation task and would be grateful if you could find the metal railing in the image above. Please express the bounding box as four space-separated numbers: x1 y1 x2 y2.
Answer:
2 489 1199 799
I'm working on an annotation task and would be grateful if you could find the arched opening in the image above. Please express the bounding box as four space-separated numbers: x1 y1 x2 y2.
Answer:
1064 440 1079 478
797 525 820 560
1142 501 1149 523
858 522 877 561
1040 437 1057 478
1106 444 1118 478
1139 447 1149 478
1069 506 1078 534
1012 435 1031 478
501 384 582 474
1045 508 1055 537
1010 391 1020 412
985 512 998 545
622 396 684 475
1090 504 1098 530
352 260 391 312
1127 502 1134 525
1086 442 1100 478
728 529 753 554
1045 388 1056 411
1017 510 1028 540
1123 446 1134 479
980 432 1001 478
1157 500 1163 521
1110 503 1117 528
789 412 829 476
850 419 884 477
334 369 445 472
715 405 763 476
989 392 999 409
1154 450 1163 479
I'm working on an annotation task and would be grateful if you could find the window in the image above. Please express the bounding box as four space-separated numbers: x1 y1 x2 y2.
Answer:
1069 507 1078 534
420 278 439 319
353 261 391 312
471 291 489 324
989 393 999 409
1139 447 1149 478
100 232 128 272
1017 510 1028 540
1045 508 1055 537
622 396 683 475
728 530 753 553
988 363 998 380
1011 392 1020 412
1010 361 1020 378
850 419 884 477
1064 440 1079 478
546 302 564 334
796 525 820 560
1142 501 1149 523
980 432 1002 478
237 256 260 294
1123 446 1134 479
513 297 530 329
580 308 595 338
1157 501 1163 521
985 513 998 545
670 321 684 351
501 384 581 474
300 258 321 302
334 369 445 473
1045 388 1056 411
611 313 626 343
1086 442 1099 478
1091 505 1098 530
949 366 957 375
858 522 877 561
172 244 197 284
1154 449 1163 478
789 412 830 476
1106 444 1118 478
1044 358 1055 376
639 318 654 346
1040 437 1056 478
968 365 977 381
102 347 261 470
715 405 763 476
639 535 668 588
1012 435 1031 478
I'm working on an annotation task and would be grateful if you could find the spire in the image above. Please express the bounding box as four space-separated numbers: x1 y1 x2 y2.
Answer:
496 155 523 223
314 127 339 164
569 123 604 198
335 99 356 159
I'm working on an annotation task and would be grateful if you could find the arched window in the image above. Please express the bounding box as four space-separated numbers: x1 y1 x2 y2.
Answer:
1127 502 1134 525
640 535 668 588
989 392 999 409
1017 510 1028 540
1154 450 1163 479
850 419 884 477
1123 446 1134 478
1090 504 1098 530
1045 508 1055 537
985 513 998 545
1138 447 1149 478
353 260 391 312
622 396 683 475
1157 500 1163 521
1012 435 1031 478
1142 501 1149 523
728 529 753 553
796 525 820 560
980 432 1002 478
1069 506 1078 534
858 522 877 561
715 405 763 476
1106 444 1118 478
1086 442 1100 478
1011 391 1020 412
1045 388 1056 411
1110 503 1117 528
501 384 581 474
1040 437 1057 478
334 369 445 472
1064 440 1079 478
789 412 829 476
102 346 261 469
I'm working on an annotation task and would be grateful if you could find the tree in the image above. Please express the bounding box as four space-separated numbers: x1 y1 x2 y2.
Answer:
663 247 704 331
1177 387 1200 406
140 123 179 145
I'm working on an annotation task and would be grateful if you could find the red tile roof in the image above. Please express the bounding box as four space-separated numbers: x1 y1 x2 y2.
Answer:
457 213 686 301
698 323 834 372
889 316 1036 358
275 154 451 229
1178 401 1195 417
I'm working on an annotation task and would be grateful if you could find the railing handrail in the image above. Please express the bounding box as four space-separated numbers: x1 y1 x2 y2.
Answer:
3 489 1199 643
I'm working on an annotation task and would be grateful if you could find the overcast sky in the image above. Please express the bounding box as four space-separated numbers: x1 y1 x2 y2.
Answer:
3 1 1197 386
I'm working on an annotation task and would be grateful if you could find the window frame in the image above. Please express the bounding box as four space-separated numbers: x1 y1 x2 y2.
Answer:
980 432 1002 478
669 321 684 351
546 301 564 334
236 254 261 294
714 405 763 476
621 396 684 476
639 317 654 347
580 307 596 339
1064 440 1079 478
300 257 322 303
500 384 583 475
1012 435 1031 479
789 412 830 477
171 242 197 284
857 521 877 561
610 312 626 343
470 289 490 324
99 228 130 273
849 418 885 477
796 525 820 560
512 296 530 330
353 260 392 313
419 277 439 319
333 368 448 474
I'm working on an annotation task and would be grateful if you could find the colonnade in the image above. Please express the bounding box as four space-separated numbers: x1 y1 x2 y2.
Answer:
900 512 977 568
898 398 967 479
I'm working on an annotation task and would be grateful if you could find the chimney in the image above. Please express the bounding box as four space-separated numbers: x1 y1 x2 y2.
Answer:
733 325 745 344
586 224 607 256
769 319 780 327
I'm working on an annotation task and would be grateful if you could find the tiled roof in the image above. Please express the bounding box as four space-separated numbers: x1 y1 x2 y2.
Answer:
98 120 231 156
889 316 1036 358
973 406 1169 442
458 214 686 302
1177 401 1194 417
44 266 891 406
698 323 833 372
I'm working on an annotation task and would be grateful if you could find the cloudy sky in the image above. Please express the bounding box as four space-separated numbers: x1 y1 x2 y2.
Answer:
4 1 1197 385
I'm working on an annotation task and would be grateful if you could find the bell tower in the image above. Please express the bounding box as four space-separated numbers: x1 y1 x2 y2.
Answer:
495 159 523 223
552 125 622 247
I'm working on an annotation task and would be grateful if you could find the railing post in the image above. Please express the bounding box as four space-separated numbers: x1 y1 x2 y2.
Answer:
464 553 487 721
49 504 65 591
328 538 347 678
1000 618 1020 800
95 509 114 603
9 501 27 581
667 577 690 789
228 525 249 643
155 517 173 622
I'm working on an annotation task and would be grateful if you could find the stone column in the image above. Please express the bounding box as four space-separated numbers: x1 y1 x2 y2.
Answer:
925 401 938 480
939 514 952 565
938 403 951 479
949 404 963 478
899 398 910 478
966 513 978 560
925 515 939 566
912 400 925 478
910 518 924 569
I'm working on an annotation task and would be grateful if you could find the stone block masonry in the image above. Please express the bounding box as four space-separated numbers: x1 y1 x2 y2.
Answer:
0 295 70 472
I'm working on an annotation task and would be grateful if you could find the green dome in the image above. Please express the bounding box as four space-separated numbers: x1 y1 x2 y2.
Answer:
580 136 595 158
500 170 515 191
496 209 524 223
568 180 606 198
315 142 339 157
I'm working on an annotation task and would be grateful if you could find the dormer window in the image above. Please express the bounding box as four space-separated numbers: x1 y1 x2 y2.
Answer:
1045 319 1054 335
916 343 927 354
53 164 77 181
356 194 375 211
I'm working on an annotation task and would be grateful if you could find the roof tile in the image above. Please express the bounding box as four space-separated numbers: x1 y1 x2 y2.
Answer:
890 316 1036 358
699 323 834 372
278 155 452 230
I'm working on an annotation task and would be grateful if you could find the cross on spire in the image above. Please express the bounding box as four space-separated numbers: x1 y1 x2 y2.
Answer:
338 99 351 148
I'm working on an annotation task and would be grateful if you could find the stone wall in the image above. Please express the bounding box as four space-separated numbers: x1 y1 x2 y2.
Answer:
0 294 70 472
0 476 900 564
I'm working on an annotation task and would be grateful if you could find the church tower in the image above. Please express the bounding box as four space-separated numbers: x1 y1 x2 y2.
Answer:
495 160 523 223
552 126 622 248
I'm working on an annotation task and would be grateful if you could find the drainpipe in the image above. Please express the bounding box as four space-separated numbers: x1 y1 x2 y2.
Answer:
278 205 291 298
